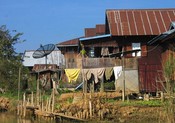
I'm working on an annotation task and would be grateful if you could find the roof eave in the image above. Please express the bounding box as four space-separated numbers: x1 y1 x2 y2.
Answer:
148 29 175 45
79 34 111 41
56 44 78 47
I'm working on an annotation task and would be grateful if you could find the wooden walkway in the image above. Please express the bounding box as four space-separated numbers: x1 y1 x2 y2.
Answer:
35 110 87 122
17 91 87 122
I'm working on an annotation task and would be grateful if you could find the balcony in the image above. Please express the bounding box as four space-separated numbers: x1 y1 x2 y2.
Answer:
75 57 138 69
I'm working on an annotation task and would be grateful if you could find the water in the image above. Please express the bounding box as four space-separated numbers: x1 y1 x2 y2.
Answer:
0 112 56 123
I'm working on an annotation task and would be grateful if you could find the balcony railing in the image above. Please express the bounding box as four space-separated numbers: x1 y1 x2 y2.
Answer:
73 57 138 69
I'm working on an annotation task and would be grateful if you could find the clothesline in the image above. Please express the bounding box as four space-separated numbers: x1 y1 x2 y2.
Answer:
64 66 123 83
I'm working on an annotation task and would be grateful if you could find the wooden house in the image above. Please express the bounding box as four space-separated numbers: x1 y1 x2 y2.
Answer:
56 37 81 68
32 64 59 90
56 24 106 69
57 8 175 94
79 8 175 94
148 21 175 91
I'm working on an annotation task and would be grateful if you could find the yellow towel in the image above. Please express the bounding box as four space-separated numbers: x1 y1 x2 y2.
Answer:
65 69 80 83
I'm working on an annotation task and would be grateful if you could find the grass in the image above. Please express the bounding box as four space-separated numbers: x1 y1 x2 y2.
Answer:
0 91 18 100
120 100 162 107
103 97 163 107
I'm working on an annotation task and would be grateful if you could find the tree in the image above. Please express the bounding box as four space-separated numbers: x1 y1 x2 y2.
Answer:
162 44 175 123
0 25 27 92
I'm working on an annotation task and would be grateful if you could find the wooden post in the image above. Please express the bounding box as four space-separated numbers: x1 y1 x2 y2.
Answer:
48 92 52 112
100 76 104 92
160 91 164 102
41 97 44 111
46 98 49 111
144 94 150 101
23 93 26 117
31 91 34 106
17 67 21 115
122 48 125 102
52 89 55 113
92 80 94 93
36 72 40 106
89 88 92 119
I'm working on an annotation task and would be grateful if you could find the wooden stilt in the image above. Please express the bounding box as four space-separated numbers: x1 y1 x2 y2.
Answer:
51 89 55 113
31 91 34 106
23 93 26 117
89 88 92 119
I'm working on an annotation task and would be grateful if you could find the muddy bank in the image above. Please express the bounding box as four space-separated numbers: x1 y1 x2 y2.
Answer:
56 92 165 123
0 97 10 112
0 93 168 123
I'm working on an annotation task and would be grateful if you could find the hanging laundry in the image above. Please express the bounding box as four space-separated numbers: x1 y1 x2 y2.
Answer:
105 67 114 80
101 47 109 56
82 68 105 83
113 66 122 80
96 68 105 83
81 69 92 82
65 69 80 83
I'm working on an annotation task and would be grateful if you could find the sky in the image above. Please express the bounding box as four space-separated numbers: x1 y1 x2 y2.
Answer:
0 0 175 53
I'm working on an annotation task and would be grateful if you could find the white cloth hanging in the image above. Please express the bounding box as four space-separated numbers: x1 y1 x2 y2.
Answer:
113 66 122 80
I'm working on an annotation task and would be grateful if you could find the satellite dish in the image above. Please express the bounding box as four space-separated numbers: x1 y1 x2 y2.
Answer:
33 44 55 67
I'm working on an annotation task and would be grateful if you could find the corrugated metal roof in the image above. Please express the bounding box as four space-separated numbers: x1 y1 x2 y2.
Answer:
57 37 81 47
148 22 175 45
85 28 96 37
106 8 175 36
85 24 105 37
96 24 105 35
22 50 64 67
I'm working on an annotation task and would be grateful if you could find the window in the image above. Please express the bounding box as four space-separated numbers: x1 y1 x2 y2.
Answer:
132 43 141 57
88 47 95 58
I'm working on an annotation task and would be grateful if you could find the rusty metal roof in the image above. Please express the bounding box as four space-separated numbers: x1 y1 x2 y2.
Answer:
106 8 175 36
85 24 105 37
85 28 96 37
96 24 105 35
57 37 82 47
148 22 175 45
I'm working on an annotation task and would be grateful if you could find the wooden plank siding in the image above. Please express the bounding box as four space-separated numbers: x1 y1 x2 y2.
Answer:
81 57 138 69
138 45 164 93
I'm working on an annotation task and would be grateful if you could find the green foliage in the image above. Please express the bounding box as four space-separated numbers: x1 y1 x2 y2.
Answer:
104 81 115 90
0 25 27 92
80 43 87 56
80 49 86 55
58 88 73 94
163 55 175 81
120 100 162 107
66 97 73 104
0 91 18 100
162 49 175 123
104 98 116 103
55 103 61 110
0 25 24 59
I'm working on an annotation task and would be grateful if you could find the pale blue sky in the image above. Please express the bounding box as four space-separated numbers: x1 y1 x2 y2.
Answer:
0 0 175 53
